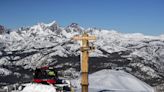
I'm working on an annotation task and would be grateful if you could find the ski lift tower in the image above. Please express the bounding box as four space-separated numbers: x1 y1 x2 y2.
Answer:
73 32 96 92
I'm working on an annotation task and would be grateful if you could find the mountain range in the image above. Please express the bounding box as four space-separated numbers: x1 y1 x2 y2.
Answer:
0 21 164 87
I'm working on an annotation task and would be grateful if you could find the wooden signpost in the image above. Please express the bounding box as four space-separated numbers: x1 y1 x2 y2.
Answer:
73 33 96 92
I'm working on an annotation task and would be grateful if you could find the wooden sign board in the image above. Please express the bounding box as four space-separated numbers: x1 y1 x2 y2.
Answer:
73 36 96 40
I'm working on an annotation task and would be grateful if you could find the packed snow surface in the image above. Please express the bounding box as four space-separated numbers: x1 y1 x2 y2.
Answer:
21 83 56 92
72 69 154 92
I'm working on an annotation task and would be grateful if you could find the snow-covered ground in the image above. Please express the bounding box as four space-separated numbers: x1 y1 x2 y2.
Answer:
72 70 154 92
21 84 56 92
10 70 154 92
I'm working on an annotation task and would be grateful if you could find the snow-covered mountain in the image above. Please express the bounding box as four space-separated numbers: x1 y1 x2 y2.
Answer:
0 21 164 87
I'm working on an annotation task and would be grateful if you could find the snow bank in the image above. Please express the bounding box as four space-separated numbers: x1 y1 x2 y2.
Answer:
72 69 154 92
21 83 56 92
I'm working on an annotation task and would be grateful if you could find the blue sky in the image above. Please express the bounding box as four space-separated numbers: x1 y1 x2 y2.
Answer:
0 0 164 35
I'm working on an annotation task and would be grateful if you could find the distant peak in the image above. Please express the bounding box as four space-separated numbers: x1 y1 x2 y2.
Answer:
68 23 79 28
0 25 5 30
0 25 7 34
44 21 57 27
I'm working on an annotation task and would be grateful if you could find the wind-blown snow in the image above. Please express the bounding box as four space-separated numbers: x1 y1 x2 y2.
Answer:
72 69 154 92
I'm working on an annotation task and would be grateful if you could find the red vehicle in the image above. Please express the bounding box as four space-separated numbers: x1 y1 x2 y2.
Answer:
33 66 58 84
33 66 72 91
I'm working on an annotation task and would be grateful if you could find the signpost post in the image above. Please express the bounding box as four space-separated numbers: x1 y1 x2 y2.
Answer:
73 32 96 92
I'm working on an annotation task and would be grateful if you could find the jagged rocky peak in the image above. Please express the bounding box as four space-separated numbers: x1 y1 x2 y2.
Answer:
20 21 63 36
0 25 11 34
29 21 59 31
65 23 84 33
0 25 4 30
69 23 79 28
45 21 60 31
0 25 5 34
17 27 30 33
